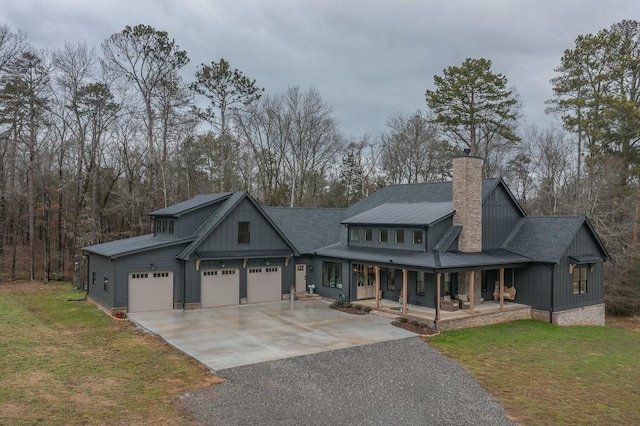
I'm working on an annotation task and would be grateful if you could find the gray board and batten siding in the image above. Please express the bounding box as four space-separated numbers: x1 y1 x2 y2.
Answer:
483 182 525 250
196 197 293 253
150 193 233 239
113 244 188 309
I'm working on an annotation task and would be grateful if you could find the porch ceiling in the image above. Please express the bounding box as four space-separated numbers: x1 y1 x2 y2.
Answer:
314 243 531 271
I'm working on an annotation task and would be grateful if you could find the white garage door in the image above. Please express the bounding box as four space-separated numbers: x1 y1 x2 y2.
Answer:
247 266 282 303
201 268 239 308
128 271 173 313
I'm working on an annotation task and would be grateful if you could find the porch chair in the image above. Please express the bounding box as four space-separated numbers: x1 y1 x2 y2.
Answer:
456 293 471 310
440 295 459 311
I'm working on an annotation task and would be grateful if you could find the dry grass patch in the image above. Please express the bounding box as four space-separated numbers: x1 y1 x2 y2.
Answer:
428 319 640 426
0 281 222 425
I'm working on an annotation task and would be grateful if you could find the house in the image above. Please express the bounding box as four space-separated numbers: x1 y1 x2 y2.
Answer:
83 154 608 326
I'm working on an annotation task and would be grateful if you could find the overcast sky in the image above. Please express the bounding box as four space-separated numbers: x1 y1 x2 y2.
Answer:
1 0 639 138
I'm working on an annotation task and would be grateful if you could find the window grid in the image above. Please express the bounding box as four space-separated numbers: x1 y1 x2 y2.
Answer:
572 265 588 295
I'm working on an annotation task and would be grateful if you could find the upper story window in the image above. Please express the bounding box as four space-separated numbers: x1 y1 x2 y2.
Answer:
156 219 175 235
412 230 423 245
379 229 388 242
365 229 373 241
395 230 404 243
350 228 359 241
238 221 251 244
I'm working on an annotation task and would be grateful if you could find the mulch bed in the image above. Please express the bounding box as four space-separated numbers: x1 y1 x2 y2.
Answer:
392 320 438 336
330 306 368 315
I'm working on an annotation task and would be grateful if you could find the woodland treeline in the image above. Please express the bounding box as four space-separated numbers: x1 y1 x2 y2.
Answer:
1 21 639 314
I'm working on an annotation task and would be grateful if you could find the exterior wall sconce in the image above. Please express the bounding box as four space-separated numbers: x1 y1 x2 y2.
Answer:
220 262 225 268
150 263 157 270
265 260 270 266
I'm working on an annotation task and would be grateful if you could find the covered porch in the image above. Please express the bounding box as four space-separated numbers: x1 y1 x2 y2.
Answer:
354 297 531 331
346 250 532 330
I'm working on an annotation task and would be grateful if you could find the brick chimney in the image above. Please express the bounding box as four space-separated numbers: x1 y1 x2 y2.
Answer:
453 150 482 252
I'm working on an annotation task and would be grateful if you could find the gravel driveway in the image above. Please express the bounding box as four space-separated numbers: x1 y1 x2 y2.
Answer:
179 337 515 426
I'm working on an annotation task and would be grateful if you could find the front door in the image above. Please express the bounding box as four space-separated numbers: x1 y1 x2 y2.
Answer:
356 264 375 299
295 264 306 293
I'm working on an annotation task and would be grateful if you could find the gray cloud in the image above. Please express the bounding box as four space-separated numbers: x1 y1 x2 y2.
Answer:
1 0 637 137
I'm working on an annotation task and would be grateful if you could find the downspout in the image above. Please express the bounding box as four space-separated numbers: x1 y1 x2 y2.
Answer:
183 258 187 310
549 263 555 324
85 252 90 299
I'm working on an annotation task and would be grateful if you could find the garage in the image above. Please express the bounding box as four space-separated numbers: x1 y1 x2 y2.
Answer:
247 266 282 303
201 268 239 308
128 271 173 313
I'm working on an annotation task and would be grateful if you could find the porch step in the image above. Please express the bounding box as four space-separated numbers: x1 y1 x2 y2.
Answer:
370 310 401 319
296 293 322 301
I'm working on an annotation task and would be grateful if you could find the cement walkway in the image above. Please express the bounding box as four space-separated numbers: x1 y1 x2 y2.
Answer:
129 299 415 371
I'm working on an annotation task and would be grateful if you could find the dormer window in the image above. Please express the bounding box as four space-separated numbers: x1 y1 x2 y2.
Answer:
156 219 175 235
412 230 423 244
365 229 372 241
350 228 359 241
379 229 388 242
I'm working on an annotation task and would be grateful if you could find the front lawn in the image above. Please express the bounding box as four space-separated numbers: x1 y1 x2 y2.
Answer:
0 282 220 425
428 319 640 425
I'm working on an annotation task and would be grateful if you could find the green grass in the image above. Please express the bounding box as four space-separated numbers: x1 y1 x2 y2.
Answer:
428 319 640 425
0 282 220 425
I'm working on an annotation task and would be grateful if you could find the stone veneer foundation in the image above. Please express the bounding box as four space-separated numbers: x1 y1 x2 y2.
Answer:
553 304 606 326
437 306 532 331
531 304 605 326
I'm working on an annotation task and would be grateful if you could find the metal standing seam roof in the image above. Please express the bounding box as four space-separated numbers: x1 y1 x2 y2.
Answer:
149 193 232 217
342 202 453 226
82 234 195 259
313 243 531 271
343 178 506 220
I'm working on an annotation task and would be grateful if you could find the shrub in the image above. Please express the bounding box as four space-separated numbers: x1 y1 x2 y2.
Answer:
363 307 372 313
354 304 362 310
399 317 408 323
330 299 345 309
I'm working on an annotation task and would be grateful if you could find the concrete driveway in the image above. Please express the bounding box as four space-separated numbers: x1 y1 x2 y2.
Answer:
128 299 415 371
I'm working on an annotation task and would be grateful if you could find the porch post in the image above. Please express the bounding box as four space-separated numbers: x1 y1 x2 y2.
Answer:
402 269 408 315
499 267 505 311
374 266 380 308
469 270 475 315
436 272 441 321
